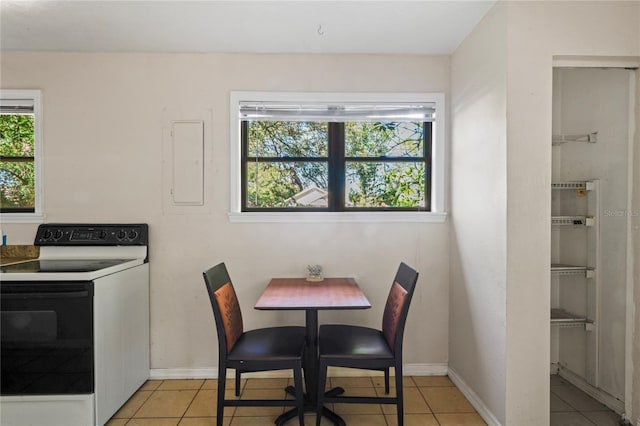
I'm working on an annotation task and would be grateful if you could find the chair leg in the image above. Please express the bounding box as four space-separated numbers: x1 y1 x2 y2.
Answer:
316 359 328 426
235 370 242 396
217 362 227 426
384 368 390 394
293 361 305 426
395 363 404 426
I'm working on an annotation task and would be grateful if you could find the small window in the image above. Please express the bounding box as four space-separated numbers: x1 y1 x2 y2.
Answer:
0 90 43 222
230 92 445 221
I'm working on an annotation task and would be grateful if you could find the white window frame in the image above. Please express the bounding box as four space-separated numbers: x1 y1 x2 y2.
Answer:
229 91 447 223
0 89 44 223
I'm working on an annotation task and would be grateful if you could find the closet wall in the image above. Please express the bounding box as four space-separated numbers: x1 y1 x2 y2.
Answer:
551 67 634 405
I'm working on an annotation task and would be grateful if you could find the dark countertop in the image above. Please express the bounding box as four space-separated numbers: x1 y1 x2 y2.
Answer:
1 245 39 266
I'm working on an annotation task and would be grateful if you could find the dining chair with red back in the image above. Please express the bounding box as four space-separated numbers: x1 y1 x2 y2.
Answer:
203 262 307 426
314 262 419 426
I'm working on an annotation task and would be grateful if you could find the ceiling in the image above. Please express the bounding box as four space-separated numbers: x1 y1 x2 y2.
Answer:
0 1 496 55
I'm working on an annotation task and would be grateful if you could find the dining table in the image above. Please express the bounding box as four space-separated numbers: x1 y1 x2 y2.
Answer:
255 277 371 426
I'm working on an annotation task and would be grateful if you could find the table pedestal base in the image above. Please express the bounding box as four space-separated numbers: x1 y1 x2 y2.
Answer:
276 386 346 426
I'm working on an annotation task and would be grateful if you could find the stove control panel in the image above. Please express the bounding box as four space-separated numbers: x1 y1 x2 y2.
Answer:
36 224 148 246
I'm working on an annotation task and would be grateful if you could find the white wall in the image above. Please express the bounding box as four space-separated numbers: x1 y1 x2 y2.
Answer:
451 1 639 424
633 67 640 426
450 3 508 424
0 53 451 373
504 2 638 424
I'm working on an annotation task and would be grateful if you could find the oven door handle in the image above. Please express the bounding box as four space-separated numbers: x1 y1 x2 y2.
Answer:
2 290 90 299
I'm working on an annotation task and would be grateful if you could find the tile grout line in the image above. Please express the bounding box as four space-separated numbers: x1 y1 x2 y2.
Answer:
550 381 619 426
125 379 164 424
113 376 484 425
550 384 612 421
177 379 206 425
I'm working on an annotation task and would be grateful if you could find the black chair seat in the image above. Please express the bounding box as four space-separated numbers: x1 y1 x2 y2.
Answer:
203 262 306 426
315 262 419 426
319 325 393 359
229 326 306 361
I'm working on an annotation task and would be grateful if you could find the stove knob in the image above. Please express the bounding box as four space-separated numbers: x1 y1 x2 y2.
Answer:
98 230 107 240
128 230 138 240
117 230 127 240
42 229 53 240
53 230 63 240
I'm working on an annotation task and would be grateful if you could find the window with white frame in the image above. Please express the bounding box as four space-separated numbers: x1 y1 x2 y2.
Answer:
230 92 445 222
0 90 43 222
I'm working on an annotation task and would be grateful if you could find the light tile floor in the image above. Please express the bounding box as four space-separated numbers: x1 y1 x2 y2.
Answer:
550 375 622 426
106 376 487 426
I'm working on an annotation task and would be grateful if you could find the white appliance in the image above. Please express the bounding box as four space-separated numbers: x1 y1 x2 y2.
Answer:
0 224 150 426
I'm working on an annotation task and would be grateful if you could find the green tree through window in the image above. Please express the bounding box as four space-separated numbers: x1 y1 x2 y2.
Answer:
242 120 430 211
0 114 35 212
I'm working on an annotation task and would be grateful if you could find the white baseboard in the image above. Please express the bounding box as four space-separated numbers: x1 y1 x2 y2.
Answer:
150 363 449 380
403 363 449 376
150 368 217 380
152 364 499 426
448 367 502 426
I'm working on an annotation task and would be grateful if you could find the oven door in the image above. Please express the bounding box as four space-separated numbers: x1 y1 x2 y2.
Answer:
1 281 94 395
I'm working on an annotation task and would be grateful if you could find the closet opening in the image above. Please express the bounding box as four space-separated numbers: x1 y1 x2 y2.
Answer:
550 63 637 422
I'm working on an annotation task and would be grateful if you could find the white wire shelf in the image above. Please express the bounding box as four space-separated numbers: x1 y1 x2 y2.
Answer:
552 216 595 226
551 308 593 329
551 264 595 278
551 181 595 191
552 132 598 146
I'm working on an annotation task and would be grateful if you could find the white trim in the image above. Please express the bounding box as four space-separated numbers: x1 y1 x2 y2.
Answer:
228 211 447 223
150 363 449 380
0 89 44 224
552 56 640 69
402 363 449 376
150 368 217 380
0 212 44 223
448 367 502 426
624 69 636 421
430 92 446 212
229 91 447 221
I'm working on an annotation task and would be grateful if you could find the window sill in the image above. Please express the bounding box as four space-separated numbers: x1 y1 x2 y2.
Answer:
0 213 45 224
228 211 447 223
